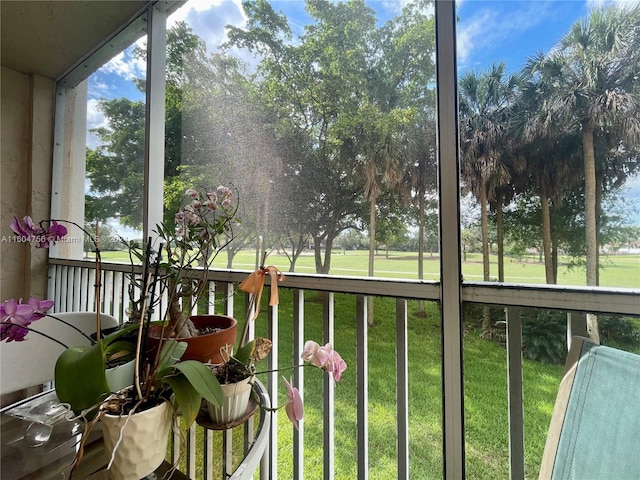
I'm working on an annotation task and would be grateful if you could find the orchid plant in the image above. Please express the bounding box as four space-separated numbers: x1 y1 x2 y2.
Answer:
220 335 346 430
5 215 224 423
6 211 347 433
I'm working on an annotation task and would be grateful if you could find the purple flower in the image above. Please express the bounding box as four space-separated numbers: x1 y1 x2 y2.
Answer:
1 297 53 342
283 377 303 430
10 215 42 238
46 221 67 241
1 299 36 342
10 216 67 247
185 188 199 199
27 297 54 320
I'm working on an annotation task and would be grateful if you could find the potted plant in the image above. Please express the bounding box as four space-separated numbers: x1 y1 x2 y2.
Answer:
199 262 348 431
6 215 225 479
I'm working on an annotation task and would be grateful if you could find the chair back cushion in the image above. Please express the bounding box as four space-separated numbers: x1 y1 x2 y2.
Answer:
539 336 640 479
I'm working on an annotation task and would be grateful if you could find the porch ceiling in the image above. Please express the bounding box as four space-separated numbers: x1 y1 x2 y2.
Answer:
1 0 151 81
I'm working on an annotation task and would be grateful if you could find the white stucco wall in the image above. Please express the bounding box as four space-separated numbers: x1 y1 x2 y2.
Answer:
1 67 55 301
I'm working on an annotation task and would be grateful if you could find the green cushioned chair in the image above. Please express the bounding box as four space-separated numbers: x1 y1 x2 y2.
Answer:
539 336 640 479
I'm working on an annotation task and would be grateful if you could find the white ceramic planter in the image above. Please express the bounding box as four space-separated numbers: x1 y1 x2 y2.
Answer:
207 376 253 425
105 358 135 393
101 399 172 480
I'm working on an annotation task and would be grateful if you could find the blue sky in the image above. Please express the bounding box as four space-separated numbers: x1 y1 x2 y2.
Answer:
86 0 639 223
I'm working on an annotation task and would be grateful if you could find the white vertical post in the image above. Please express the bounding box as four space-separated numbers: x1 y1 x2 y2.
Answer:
436 1 465 479
143 4 166 243
506 307 525 480
323 292 336 480
50 81 88 261
293 289 305 478
396 298 409 480
356 294 368 480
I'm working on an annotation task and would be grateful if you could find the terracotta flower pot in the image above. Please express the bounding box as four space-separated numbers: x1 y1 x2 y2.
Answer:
101 399 173 480
147 315 238 363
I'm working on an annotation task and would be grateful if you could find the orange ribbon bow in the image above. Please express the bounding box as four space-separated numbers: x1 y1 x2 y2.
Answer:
239 265 285 323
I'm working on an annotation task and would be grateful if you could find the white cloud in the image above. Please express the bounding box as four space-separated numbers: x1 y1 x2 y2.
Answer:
169 0 246 51
101 48 145 81
456 2 555 71
86 99 109 149
586 0 640 8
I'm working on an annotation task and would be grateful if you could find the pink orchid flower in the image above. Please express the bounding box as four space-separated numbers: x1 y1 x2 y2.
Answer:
301 340 347 381
27 297 55 320
10 216 67 247
283 377 303 430
301 340 330 367
327 349 347 381
0 299 37 342
10 215 42 238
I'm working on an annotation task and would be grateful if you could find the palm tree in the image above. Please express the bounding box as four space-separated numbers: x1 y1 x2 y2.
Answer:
524 5 640 286
459 63 519 283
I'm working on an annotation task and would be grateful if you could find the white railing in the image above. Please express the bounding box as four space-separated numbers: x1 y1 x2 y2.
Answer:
47 258 640 479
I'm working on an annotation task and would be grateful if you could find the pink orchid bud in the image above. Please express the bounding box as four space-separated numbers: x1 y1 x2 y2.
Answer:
283 377 303 430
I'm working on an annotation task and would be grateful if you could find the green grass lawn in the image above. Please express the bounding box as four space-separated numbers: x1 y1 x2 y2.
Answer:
96 249 640 289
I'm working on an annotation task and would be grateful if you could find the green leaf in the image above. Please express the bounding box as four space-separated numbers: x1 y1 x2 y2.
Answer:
102 323 139 345
171 360 223 407
235 340 255 364
54 341 109 412
164 374 200 427
157 340 188 371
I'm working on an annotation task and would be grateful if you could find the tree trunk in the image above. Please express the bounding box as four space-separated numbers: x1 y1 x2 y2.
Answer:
417 191 425 315
582 123 598 287
367 196 377 325
595 173 603 286
540 192 555 284
582 122 599 342
496 196 504 282
480 187 490 281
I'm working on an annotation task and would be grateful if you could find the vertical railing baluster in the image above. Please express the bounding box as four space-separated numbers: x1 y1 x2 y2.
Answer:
356 294 368 480
323 292 335 480
223 281 235 480
267 298 279 479
112 271 122 320
396 298 409 480
204 428 214 480
103 270 113 314
186 424 197 477
61 265 69 311
72 266 81 311
293 289 305 478
171 416 181 468
87 267 96 313
47 265 56 304
223 429 233 478
506 307 524 480
55 265 63 311
79 266 88 310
